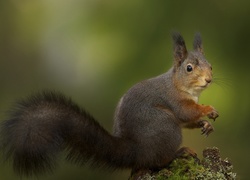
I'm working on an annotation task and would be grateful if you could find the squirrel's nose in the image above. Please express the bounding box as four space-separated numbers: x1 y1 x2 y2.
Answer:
205 78 212 84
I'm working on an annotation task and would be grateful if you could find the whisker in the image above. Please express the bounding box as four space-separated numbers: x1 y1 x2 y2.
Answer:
212 73 233 91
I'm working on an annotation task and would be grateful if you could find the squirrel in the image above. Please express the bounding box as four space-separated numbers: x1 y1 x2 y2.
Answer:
0 32 218 177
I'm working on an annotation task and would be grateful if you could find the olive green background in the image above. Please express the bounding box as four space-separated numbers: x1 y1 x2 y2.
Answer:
0 0 249 179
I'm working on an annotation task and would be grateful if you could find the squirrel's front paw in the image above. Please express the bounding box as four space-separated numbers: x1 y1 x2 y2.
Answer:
206 106 219 121
199 120 214 137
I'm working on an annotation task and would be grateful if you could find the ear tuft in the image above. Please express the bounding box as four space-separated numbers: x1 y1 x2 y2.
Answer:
172 32 187 66
193 32 203 54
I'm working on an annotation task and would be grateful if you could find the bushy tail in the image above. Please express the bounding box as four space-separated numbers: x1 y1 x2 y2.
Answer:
0 91 136 176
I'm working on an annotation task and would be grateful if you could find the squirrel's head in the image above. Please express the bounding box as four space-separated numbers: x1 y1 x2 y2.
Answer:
172 32 212 97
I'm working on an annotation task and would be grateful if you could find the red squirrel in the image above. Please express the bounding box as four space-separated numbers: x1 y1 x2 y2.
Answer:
0 32 218 177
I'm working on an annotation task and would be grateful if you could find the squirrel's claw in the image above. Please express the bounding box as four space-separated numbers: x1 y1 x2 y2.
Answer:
207 108 219 121
200 120 214 137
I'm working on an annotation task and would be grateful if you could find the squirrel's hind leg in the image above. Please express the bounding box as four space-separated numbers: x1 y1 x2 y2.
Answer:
175 147 198 159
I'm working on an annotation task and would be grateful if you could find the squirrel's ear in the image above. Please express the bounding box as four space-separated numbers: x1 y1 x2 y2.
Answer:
193 32 203 54
172 32 187 67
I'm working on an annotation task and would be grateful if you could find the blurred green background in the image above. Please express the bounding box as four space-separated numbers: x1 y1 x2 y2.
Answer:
0 0 249 179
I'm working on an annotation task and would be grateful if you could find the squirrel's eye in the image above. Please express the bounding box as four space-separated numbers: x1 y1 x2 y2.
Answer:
186 64 193 72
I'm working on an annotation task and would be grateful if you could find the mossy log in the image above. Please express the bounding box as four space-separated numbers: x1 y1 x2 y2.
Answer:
129 147 236 180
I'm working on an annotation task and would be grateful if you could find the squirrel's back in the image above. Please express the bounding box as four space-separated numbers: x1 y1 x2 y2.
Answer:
113 69 182 167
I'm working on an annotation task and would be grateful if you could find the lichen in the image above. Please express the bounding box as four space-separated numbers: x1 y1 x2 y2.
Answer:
129 147 237 180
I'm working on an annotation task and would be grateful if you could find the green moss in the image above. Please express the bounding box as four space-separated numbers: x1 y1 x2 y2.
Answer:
130 147 237 180
167 156 204 179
